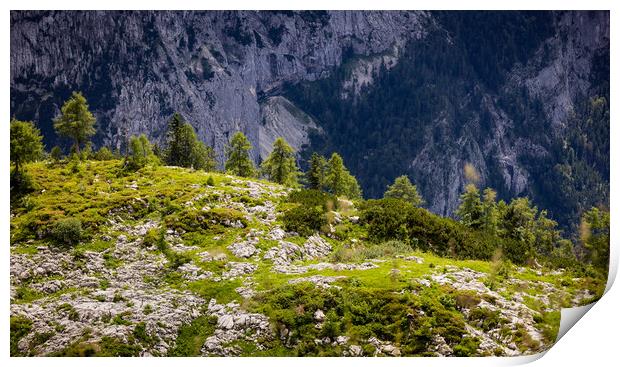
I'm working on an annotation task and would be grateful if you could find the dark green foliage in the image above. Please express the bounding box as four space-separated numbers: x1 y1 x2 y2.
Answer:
452 337 480 357
30 331 55 349
581 207 610 276
306 152 327 190
287 189 338 211
384 175 424 206
10 316 32 356
50 145 63 161
282 189 336 236
360 198 413 243
468 307 503 332
206 175 215 186
165 207 247 233
52 336 142 356
324 153 362 199
251 282 474 356
454 183 573 266
282 205 327 237
360 198 499 262
92 146 116 161
51 217 83 246
456 184 484 229
164 113 216 171
133 322 158 348
148 227 191 269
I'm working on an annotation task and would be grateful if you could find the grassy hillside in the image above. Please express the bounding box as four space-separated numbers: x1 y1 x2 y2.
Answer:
10 160 604 356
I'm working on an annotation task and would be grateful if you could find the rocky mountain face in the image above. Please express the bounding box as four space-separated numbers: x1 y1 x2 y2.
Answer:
10 11 609 228
10 10 428 160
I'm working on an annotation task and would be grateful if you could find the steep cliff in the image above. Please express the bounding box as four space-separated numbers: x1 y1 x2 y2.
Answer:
10 10 429 162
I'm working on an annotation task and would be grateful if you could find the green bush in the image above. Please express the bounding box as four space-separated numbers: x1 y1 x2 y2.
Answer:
282 205 327 236
359 198 505 262
51 217 83 246
92 146 116 161
360 198 414 242
468 307 503 331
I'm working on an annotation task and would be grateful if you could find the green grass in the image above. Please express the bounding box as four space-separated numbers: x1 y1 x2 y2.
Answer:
167 315 218 356
9 159 607 357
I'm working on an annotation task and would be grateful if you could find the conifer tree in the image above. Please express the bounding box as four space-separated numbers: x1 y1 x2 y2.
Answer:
481 188 499 233
456 184 484 228
307 152 327 190
225 132 256 177
164 113 216 171
53 91 96 154
10 119 44 177
261 137 300 186
384 175 424 206
325 153 362 199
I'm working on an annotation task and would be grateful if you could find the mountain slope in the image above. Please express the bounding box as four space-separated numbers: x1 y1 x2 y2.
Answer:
10 160 603 356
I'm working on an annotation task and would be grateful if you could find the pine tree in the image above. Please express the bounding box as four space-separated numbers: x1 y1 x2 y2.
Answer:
10 119 44 176
499 197 538 261
192 140 217 172
261 137 300 186
456 184 484 228
225 132 256 177
307 152 327 190
164 113 216 171
481 188 498 233
384 175 424 206
53 91 96 154
325 153 362 199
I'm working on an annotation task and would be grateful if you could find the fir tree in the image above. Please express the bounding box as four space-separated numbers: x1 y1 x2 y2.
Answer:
456 184 484 228
261 137 300 186
164 113 216 171
325 153 362 199
384 175 424 206
307 152 327 190
225 132 256 177
10 119 44 177
53 91 96 154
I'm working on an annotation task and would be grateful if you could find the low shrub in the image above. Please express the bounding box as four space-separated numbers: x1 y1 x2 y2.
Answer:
282 206 326 236
51 217 83 246
360 198 501 262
